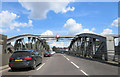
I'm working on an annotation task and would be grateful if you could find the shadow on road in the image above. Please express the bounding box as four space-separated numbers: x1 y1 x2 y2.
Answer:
65 53 119 67
8 68 32 72
8 63 41 72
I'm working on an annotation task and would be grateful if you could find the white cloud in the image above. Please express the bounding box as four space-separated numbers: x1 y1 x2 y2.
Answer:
101 28 113 34
0 28 8 33
13 20 33 28
91 27 96 31
41 30 53 35
19 0 74 19
16 29 20 32
111 18 120 27
62 7 75 13
64 18 94 35
41 30 54 44
50 41 69 47
2 0 119 2
81 29 94 33
0 11 33 33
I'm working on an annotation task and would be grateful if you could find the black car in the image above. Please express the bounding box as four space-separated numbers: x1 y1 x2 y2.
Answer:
44 52 51 57
9 50 42 70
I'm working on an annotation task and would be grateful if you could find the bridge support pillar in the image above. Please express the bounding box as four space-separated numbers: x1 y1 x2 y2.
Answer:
84 37 87 57
14 39 24 50
28 37 32 50
39 42 42 50
35 39 38 51
21 38 24 50
106 36 115 61
32 37 36 50
93 38 96 56
81 38 84 56
77 38 81 56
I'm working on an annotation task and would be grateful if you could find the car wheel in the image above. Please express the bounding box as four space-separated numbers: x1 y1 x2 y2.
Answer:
31 61 36 70
40 59 42 64
11 68 16 71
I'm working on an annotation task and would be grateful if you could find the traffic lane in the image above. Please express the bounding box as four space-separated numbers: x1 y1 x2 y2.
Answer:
2 56 50 75
64 54 118 75
29 53 84 75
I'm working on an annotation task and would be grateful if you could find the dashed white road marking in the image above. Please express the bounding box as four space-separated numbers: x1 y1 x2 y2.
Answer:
66 58 70 61
62 55 70 61
37 63 45 70
71 62 79 69
63 55 79 69
62 54 88 76
81 70 88 76
62 55 66 58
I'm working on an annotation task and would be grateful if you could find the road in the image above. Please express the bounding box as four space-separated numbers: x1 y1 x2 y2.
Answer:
1 53 118 76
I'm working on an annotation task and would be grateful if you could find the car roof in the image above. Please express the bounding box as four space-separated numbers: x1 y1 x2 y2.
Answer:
15 50 34 53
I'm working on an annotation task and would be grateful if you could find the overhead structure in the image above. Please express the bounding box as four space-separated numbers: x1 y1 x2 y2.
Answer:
5 33 119 62
6 34 47 54
39 35 75 38
68 33 119 61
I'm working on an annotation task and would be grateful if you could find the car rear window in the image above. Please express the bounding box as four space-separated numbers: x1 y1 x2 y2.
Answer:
45 52 50 54
11 51 31 57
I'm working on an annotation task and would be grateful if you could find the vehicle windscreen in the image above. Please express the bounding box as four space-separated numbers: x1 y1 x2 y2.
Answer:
45 52 50 54
11 51 31 57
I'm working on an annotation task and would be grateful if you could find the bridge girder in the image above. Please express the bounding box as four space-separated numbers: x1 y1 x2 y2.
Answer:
6 34 47 54
69 33 118 61
6 33 119 61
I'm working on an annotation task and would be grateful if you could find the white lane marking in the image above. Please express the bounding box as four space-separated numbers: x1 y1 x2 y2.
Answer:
66 58 70 61
63 55 66 58
62 55 70 61
81 70 88 76
37 63 45 70
71 62 79 69
62 55 66 58
62 54 88 76
0 68 10 73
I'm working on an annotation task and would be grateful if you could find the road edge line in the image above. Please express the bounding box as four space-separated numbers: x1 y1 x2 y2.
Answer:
37 63 45 71
81 70 88 76
62 55 70 61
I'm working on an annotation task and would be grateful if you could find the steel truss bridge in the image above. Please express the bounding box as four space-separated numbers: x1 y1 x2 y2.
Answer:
5 33 119 62
69 33 119 61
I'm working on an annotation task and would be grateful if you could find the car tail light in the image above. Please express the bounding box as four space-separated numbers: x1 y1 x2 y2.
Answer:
9 63 13 65
23 63 31 64
10 58 14 60
24 57 32 60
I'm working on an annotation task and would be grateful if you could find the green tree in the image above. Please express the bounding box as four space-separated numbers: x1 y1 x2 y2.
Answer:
52 46 57 51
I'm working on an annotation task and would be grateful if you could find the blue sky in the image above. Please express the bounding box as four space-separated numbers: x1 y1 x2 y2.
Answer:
0 1 119 47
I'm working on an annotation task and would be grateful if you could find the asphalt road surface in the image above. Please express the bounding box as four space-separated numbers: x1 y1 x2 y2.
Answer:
1 53 118 76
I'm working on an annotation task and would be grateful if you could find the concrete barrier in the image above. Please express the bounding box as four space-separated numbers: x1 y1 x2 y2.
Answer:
0 54 11 66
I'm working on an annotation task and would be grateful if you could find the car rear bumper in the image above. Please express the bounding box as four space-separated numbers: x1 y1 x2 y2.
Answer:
44 55 51 57
9 61 33 68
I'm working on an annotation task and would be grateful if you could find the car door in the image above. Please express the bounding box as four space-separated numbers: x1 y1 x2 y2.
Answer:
32 51 38 65
34 51 40 65
36 52 42 64
38 52 42 64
